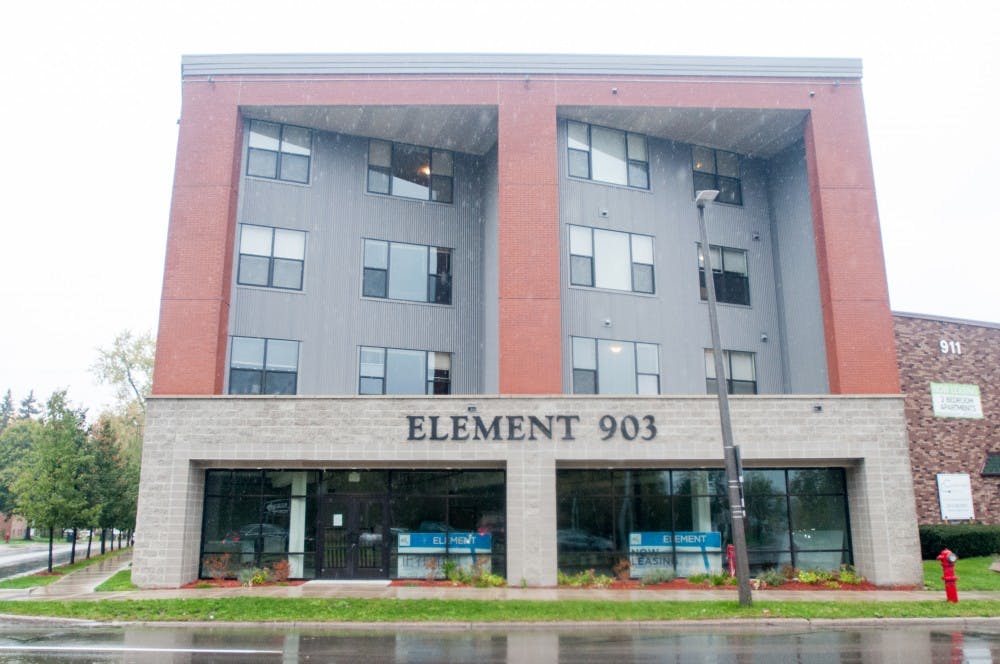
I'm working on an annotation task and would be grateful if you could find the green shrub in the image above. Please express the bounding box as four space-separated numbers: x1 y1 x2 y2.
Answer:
758 568 786 587
919 524 1000 560
837 565 865 585
557 569 613 588
237 567 270 586
687 573 710 585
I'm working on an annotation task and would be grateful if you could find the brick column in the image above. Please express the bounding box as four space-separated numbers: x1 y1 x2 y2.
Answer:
803 87 901 394
152 81 242 395
495 82 562 394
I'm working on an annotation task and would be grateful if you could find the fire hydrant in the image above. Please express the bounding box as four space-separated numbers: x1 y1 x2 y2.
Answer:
937 549 959 603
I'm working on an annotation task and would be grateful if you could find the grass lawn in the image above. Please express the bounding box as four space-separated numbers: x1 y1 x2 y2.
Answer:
0 548 131 590
95 569 137 592
923 556 1000 591
0 598 997 623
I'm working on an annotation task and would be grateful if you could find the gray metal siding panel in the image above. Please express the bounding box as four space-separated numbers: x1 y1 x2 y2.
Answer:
766 140 830 394
558 122 792 395
182 54 862 80
228 127 485 395
479 146 500 394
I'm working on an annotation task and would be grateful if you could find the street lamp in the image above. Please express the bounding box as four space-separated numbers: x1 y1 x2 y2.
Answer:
696 189 753 607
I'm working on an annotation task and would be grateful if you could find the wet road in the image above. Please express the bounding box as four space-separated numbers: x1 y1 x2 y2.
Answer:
0 622 998 662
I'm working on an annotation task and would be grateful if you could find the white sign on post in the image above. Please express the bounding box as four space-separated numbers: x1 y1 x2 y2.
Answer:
937 473 975 521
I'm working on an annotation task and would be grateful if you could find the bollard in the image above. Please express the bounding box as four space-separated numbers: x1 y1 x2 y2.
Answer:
727 544 736 577
937 549 959 603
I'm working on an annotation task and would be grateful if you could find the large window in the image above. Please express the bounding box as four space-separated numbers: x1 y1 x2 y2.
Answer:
567 121 649 189
572 337 659 395
692 146 741 205
698 244 749 306
228 337 299 395
705 349 756 395
367 139 454 203
246 120 312 184
201 470 318 579
359 347 451 395
237 225 306 290
557 468 851 578
569 226 654 294
362 239 452 304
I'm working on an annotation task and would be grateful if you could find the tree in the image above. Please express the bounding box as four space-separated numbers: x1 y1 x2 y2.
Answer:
88 418 135 553
17 391 41 420
92 330 155 414
0 418 42 528
11 392 96 571
0 390 14 432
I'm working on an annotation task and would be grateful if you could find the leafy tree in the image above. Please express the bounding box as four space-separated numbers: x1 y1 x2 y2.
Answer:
0 418 42 529
17 391 41 420
11 392 96 571
0 390 14 431
88 417 136 553
92 330 155 414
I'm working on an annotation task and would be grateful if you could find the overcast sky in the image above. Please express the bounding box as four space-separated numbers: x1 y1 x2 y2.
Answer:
1 0 997 415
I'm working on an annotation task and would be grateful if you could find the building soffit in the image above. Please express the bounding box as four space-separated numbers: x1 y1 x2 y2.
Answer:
198 54 849 157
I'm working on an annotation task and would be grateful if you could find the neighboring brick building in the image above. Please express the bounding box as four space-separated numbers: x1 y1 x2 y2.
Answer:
133 54 923 588
895 312 1000 524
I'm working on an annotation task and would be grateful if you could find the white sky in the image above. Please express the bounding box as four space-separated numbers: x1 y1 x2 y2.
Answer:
1 0 998 415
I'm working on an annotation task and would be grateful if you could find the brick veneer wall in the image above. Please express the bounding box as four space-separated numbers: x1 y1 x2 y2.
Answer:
894 314 1000 524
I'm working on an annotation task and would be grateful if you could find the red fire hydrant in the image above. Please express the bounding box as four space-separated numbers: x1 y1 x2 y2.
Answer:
937 549 959 603
727 544 736 577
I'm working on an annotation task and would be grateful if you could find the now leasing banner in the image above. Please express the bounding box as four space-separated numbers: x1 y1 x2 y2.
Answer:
396 532 492 579
930 383 984 419
629 531 723 578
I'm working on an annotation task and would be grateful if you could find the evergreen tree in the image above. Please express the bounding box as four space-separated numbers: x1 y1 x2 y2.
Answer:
17 390 41 420
0 390 14 432
0 419 42 521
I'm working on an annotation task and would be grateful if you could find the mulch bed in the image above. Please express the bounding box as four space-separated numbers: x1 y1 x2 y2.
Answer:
390 578 903 591
182 579 306 589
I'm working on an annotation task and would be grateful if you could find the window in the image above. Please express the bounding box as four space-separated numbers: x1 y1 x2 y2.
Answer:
246 121 312 184
697 244 749 306
569 226 654 294
229 337 299 395
359 347 451 395
572 337 659 395
692 146 741 205
362 239 452 304
567 121 649 189
705 350 756 395
983 454 1000 477
367 139 454 203
237 225 306 290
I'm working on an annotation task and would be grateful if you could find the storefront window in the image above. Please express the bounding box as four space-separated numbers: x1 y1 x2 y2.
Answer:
200 469 505 581
556 468 851 579
200 470 319 579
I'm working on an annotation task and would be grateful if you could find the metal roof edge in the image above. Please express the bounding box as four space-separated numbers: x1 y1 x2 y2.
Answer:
893 311 1000 330
181 53 863 79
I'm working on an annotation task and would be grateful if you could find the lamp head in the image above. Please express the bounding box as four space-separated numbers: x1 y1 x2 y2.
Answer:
695 189 720 208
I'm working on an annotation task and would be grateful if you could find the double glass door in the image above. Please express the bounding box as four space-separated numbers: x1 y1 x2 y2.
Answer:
317 495 389 579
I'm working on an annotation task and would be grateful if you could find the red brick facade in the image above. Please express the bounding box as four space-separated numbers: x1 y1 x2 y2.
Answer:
895 313 1000 523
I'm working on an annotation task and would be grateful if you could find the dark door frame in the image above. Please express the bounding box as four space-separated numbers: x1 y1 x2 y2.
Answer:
316 494 390 579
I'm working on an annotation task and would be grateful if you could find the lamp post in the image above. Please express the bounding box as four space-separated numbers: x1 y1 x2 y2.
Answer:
696 189 753 607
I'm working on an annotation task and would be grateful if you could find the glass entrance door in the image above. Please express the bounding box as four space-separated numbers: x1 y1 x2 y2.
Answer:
317 495 389 579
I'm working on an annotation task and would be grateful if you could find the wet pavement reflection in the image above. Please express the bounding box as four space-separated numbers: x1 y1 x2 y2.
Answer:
0 622 997 662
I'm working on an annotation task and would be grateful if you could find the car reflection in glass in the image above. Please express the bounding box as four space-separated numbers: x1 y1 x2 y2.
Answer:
557 529 614 551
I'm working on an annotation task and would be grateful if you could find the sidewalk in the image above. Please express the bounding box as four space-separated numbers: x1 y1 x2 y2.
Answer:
9 553 1000 603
